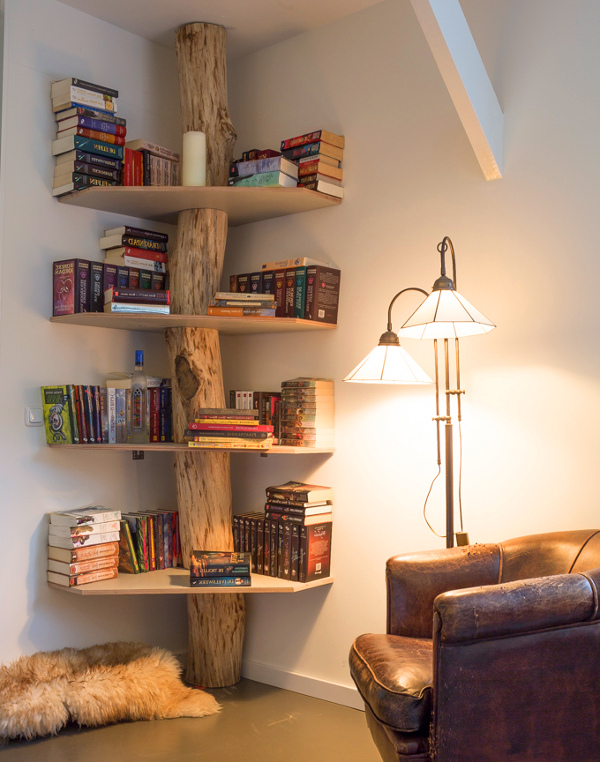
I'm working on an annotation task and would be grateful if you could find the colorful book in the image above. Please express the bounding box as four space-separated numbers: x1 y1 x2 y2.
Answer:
55 106 125 126
100 235 168 252
206 306 276 317
298 160 343 181
280 130 345 151
47 555 119 576
118 520 140 573
55 149 122 170
231 156 298 180
52 258 90 316
52 134 124 160
104 287 170 305
47 568 119 586
190 576 251 587
47 541 120 563
56 116 126 136
89 261 105 313
41 386 73 444
52 174 119 197
124 139 180 162
56 126 125 146
265 481 334 503
190 551 251 578
227 171 297 188
281 141 344 162
103 302 170 314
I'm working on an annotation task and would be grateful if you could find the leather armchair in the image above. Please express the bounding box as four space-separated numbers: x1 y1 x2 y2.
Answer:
349 529 600 762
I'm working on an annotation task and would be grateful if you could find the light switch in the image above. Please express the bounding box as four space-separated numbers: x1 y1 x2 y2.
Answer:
25 406 44 427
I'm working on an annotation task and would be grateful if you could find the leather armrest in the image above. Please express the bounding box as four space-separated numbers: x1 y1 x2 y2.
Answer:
387 543 501 638
434 572 598 643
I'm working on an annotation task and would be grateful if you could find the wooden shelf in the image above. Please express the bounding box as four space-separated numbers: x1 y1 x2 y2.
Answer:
50 313 336 334
58 185 342 226
48 568 334 595
48 443 334 455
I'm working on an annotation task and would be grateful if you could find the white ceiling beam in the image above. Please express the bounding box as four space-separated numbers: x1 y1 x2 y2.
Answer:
410 0 503 180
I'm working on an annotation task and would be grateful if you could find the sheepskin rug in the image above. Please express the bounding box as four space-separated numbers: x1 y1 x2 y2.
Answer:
0 641 220 742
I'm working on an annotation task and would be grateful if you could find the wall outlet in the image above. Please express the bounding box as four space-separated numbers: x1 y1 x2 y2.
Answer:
25 406 43 427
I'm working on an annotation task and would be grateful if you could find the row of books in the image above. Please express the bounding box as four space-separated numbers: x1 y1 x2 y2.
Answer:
119 509 182 573
233 481 333 583
185 407 275 451
53 257 167 317
228 129 345 199
47 505 121 587
228 257 341 325
50 77 180 196
190 551 251 587
41 382 173 445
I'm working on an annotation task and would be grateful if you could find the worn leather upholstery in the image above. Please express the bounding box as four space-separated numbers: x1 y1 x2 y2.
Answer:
349 529 600 762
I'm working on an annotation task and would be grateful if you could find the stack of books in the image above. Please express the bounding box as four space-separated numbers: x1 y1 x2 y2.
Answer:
104 287 170 315
207 291 276 317
280 129 344 199
101 224 169 281
228 257 341 324
229 390 281 443
124 139 180 186
119 510 181 573
190 551 251 587
279 378 334 448
51 78 125 196
233 481 333 582
47 505 121 587
228 152 298 189
185 407 274 451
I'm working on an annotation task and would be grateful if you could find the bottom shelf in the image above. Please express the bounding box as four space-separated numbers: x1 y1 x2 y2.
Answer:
47 567 334 595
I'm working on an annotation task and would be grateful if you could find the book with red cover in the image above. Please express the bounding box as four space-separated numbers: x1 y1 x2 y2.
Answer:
104 287 170 304
57 126 126 146
299 521 332 582
280 130 345 151
104 246 168 264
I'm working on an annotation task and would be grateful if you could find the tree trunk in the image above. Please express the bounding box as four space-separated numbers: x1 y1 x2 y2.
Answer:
166 21 242 688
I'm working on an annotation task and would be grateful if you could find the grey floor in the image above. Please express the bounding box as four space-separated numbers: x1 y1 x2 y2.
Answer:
1 678 381 761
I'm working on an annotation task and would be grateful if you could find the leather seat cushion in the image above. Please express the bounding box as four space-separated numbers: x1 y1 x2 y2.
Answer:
350 634 433 733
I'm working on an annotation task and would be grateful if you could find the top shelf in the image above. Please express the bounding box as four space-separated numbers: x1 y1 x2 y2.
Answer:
58 185 342 226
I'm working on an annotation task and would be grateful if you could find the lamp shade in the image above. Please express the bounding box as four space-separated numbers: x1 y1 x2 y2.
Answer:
398 288 495 339
343 343 432 384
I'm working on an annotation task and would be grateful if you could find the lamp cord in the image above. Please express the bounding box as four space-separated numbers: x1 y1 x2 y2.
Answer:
423 465 445 538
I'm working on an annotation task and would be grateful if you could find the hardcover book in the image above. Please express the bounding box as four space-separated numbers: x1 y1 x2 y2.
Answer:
265 481 334 503
100 234 168 252
55 106 126 127
51 135 124 160
280 130 345 151
190 551 251 578
299 522 332 582
281 141 344 162
51 78 119 99
304 266 341 324
55 149 122 170
227 171 297 188
53 258 90 316
104 226 168 243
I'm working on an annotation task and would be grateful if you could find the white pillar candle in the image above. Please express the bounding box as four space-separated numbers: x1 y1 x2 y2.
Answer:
181 131 207 186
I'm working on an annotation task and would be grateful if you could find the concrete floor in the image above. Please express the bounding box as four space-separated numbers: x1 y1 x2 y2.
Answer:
1 678 381 762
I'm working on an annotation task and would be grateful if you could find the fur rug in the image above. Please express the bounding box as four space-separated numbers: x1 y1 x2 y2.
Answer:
0 641 220 742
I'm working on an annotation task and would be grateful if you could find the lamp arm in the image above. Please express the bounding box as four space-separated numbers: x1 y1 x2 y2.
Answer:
387 287 429 332
438 236 457 289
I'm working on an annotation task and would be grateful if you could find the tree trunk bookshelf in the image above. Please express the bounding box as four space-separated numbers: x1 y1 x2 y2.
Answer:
49 22 341 690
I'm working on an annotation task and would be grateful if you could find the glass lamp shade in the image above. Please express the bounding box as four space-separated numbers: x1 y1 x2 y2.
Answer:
398 288 495 339
343 343 432 384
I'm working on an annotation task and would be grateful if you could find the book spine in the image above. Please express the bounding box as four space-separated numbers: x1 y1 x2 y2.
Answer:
68 568 119 586
115 388 129 443
106 288 170 304
150 387 160 442
206 307 276 316
65 384 80 444
49 541 120 562
68 136 124 160
61 161 121 181
294 266 307 319
280 131 326 150
53 78 119 98
284 268 296 318
53 87 115 111
190 576 251 587
60 116 126 136
70 126 125 145
89 261 105 312
111 227 168 243
55 107 126 126
107 256 166 273
228 171 291 187
49 555 118 575
116 236 167 252
107 387 117 444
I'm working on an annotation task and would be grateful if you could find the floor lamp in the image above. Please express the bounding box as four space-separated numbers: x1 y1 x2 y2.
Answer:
344 237 495 548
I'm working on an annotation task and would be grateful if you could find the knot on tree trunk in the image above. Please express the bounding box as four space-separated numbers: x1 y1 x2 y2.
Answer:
175 355 201 400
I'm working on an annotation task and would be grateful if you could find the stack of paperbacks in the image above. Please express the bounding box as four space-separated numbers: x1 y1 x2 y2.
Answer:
279 377 334 449
185 407 274 450
51 77 124 197
47 505 121 586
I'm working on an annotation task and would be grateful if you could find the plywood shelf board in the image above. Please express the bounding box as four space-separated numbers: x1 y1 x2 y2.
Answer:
47 568 334 595
58 185 341 226
50 313 336 334
47 443 334 454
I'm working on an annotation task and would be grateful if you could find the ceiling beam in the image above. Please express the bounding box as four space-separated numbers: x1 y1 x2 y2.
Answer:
410 0 503 180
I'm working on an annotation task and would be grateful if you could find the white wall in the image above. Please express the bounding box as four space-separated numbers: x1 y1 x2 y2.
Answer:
3 0 600 711
0 0 187 662
224 0 600 704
